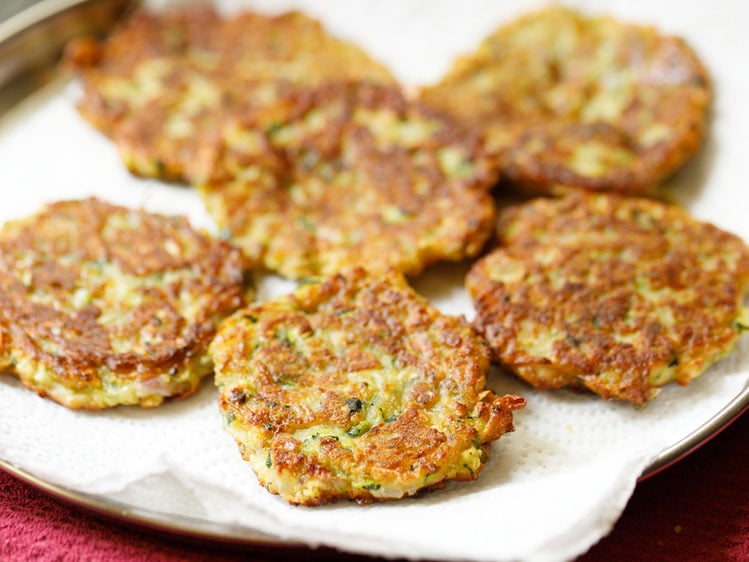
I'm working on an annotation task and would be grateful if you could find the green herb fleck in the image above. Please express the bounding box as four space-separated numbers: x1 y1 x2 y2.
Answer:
346 424 370 437
344 397 363 415
298 216 315 233
334 308 354 316
565 334 582 347
277 330 293 347
301 150 319 170
266 122 283 136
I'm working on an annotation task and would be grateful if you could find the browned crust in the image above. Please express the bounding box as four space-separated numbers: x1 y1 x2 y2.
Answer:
197 81 498 279
420 6 711 196
63 6 222 128
466 193 749 405
212 268 524 505
0 198 248 408
62 6 395 182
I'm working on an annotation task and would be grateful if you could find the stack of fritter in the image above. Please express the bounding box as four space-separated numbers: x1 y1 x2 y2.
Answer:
3 4 747 508
3 4 524 506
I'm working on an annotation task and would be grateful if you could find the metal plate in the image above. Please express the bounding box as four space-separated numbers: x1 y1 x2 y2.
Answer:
0 0 136 109
0 0 747 553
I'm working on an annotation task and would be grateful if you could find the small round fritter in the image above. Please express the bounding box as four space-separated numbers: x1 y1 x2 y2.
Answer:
420 6 710 196
62 6 394 182
466 192 749 406
196 81 498 279
0 198 249 409
211 268 525 506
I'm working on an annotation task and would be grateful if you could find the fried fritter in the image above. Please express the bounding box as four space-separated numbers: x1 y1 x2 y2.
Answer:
466 192 749 406
196 81 498 279
63 6 394 182
421 6 710 196
211 268 525 505
0 198 249 409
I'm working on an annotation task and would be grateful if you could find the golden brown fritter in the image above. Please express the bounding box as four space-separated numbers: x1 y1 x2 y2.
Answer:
420 6 710 196
196 81 498 279
63 6 395 182
0 198 249 409
211 268 525 505
466 192 749 406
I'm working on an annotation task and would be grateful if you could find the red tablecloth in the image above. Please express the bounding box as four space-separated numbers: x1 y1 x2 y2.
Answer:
2 412 747 562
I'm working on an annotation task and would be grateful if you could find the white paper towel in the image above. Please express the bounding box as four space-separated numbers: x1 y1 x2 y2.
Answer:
1 1 748 561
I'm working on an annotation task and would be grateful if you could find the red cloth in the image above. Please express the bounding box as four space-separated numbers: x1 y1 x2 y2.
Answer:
2 413 747 562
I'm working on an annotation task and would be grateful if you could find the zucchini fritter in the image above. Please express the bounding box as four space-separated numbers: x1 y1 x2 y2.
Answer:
197 81 498 279
63 6 394 182
0 198 248 409
211 268 525 505
421 6 710 196
466 192 749 406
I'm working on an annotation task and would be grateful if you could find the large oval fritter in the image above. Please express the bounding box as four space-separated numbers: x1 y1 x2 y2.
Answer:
210 268 525 506
196 81 498 279
420 6 710 196
466 192 749 406
0 198 249 409
63 6 395 182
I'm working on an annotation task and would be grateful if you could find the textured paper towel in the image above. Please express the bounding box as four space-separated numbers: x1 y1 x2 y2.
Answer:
0 1 748 561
